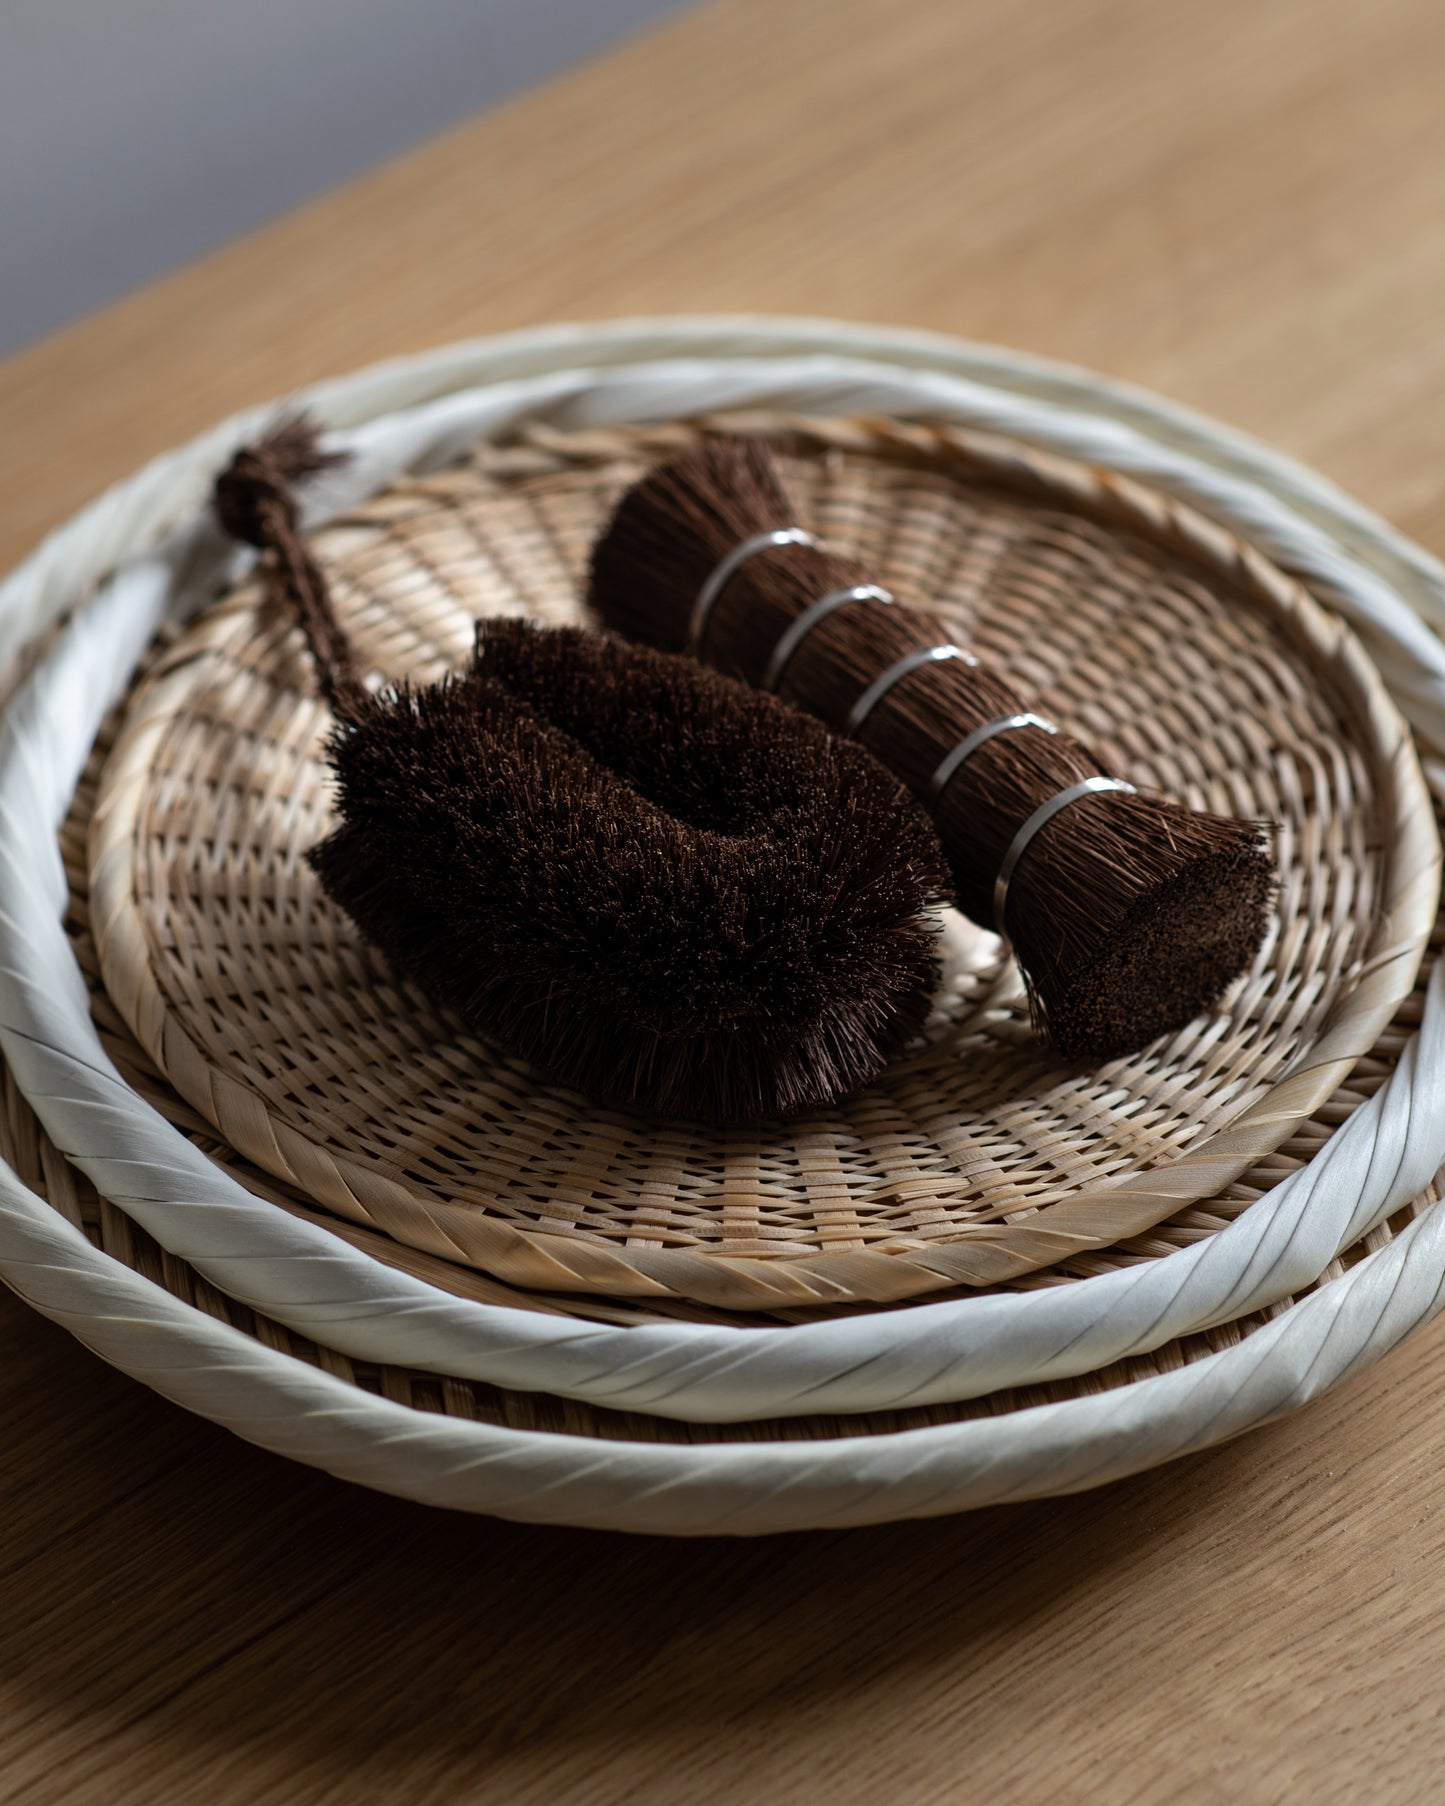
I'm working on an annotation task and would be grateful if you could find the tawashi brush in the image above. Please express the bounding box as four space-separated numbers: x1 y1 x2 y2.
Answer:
213 424 951 1123
589 436 1276 1059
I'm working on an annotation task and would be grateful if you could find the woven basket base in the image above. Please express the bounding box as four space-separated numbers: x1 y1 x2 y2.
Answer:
64 688 1440 1332
85 419 1438 1310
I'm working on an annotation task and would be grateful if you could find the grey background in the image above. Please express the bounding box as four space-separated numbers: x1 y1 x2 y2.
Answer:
0 0 688 358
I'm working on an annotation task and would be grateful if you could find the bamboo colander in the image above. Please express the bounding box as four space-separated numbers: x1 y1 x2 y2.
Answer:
37 723 1445 1426
65 703 1437 1331
86 418 1439 1311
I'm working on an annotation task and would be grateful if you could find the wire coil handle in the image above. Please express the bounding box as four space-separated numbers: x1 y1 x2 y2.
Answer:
694 529 1138 933
689 528 821 653
992 777 1137 934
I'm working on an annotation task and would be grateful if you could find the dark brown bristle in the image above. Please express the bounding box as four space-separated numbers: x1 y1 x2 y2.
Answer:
211 423 955 1123
311 620 951 1122
588 436 1278 1059
1048 835 1276 1057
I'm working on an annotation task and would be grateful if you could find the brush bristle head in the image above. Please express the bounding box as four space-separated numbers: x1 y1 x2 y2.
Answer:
308 619 951 1123
1014 808 1277 1058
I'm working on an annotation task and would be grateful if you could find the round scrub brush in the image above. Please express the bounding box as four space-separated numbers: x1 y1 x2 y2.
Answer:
212 424 951 1123
589 435 1276 1060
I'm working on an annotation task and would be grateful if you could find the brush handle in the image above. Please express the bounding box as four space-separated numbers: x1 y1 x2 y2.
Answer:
693 532 1123 926
693 526 820 650
846 642 978 736
734 570 1144 933
214 424 367 721
588 436 1274 1057
991 775 1137 930
927 711 1056 804
762 583 894 690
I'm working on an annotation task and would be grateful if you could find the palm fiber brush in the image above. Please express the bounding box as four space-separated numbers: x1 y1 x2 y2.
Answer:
212 423 951 1123
589 436 1276 1060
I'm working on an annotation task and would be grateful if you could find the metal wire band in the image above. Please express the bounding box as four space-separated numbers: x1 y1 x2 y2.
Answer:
690 527 820 653
926 712 1059 806
992 776 1137 935
845 643 978 736
761 584 895 692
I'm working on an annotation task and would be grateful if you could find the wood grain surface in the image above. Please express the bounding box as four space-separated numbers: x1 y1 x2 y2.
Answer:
3 0 1445 1798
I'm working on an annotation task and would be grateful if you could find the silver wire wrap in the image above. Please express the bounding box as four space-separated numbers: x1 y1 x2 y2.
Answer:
761 583 895 692
845 643 978 736
690 527 820 653
992 776 1138 934
926 712 1059 805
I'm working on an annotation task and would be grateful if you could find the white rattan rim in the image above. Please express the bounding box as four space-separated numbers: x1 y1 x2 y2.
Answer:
0 1164 1442 1535
0 326 1442 1457
2 341 1445 1423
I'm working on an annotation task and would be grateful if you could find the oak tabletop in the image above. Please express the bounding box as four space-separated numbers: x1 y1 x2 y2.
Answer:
4 0 1445 1799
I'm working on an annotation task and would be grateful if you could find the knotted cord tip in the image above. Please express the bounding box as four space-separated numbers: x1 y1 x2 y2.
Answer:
212 415 346 546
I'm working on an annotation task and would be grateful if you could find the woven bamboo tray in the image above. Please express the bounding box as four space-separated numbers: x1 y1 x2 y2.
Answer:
8 346 1445 1433
34 664 1441 1455
5 323 1445 1526
63 675 1438 1332
86 419 1437 1310
26 657 1445 1441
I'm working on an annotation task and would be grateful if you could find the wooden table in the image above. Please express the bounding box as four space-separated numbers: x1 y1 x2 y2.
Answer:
3 0 1445 1797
